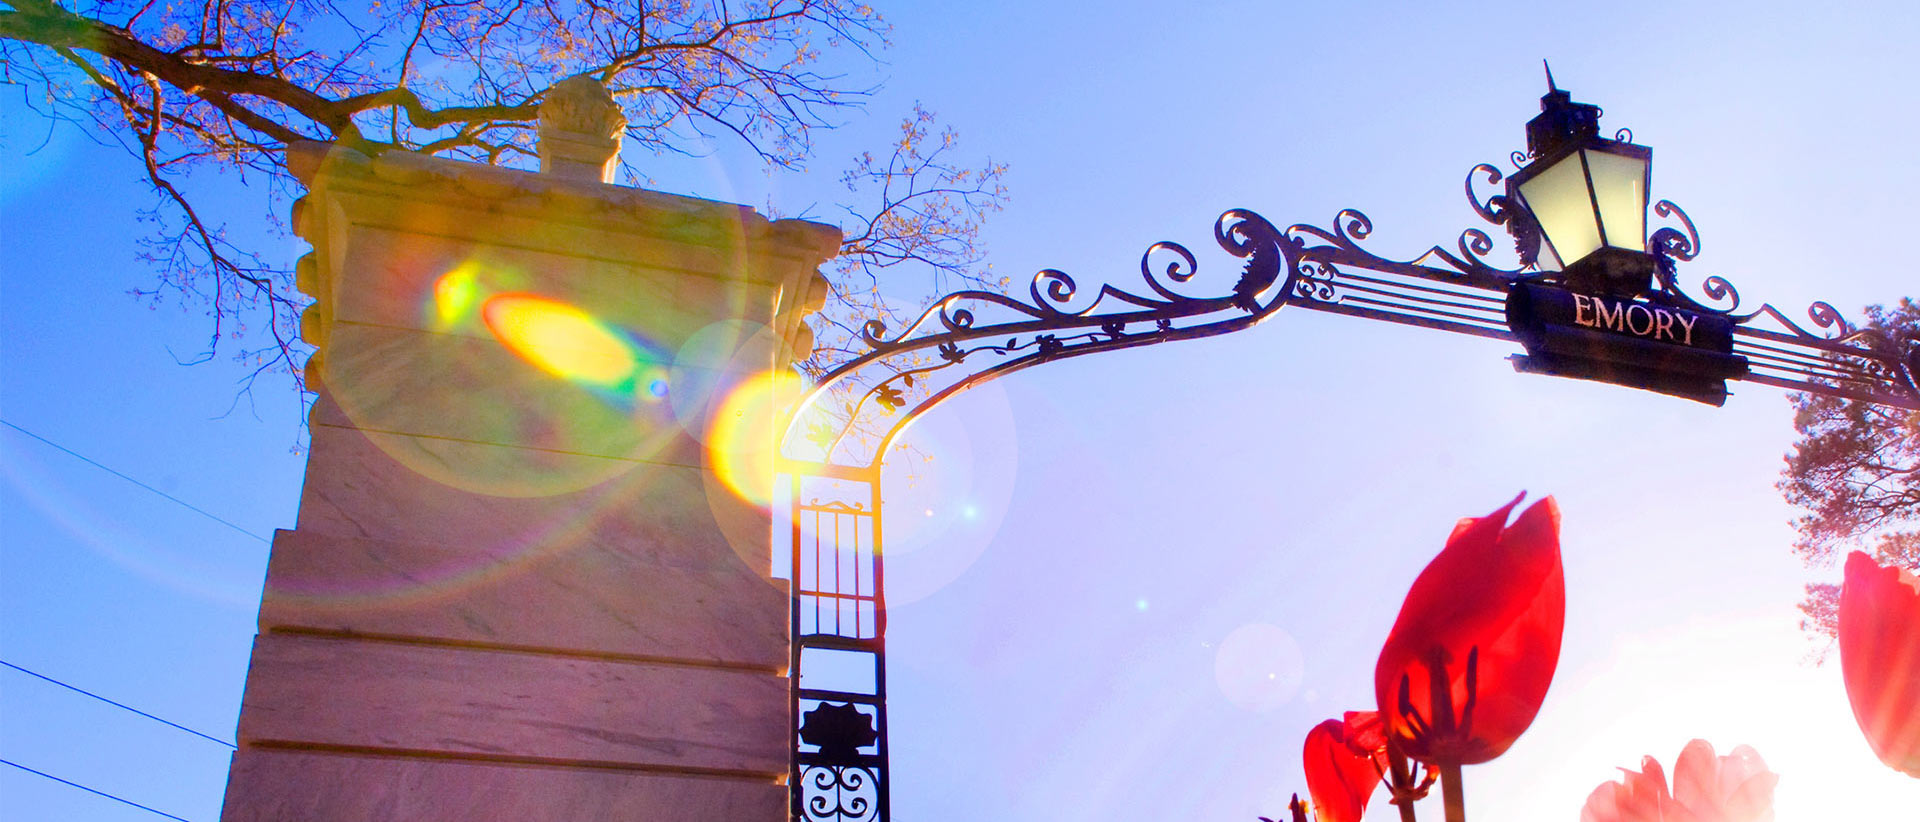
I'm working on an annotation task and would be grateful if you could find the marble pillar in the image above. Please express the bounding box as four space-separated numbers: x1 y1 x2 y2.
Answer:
219 91 836 820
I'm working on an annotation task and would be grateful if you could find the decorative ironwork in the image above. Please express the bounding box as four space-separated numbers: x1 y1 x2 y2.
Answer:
799 764 880 822
789 475 889 822
800 703 880 762
781 207 1296 470
780 154 1920 820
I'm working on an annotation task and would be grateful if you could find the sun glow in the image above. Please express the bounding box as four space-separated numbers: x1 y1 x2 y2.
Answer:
1472 614 1916 822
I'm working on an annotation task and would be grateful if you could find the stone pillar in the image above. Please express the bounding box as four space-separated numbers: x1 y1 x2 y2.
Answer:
219 92 837 820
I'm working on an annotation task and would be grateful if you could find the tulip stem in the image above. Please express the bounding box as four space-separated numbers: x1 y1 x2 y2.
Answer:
1440 762 1466 822
1384 742 1420 822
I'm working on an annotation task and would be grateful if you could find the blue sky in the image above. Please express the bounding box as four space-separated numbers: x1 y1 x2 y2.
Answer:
4 1 1918 820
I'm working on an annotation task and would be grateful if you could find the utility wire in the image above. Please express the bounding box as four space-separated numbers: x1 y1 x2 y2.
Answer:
1 424 237 822
0 418 270 544
1 758 196 822
0 660 236 748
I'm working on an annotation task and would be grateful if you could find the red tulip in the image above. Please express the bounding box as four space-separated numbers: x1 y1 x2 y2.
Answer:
1374 494 1565 766
1839 550 1920 777
1303 712 1387 822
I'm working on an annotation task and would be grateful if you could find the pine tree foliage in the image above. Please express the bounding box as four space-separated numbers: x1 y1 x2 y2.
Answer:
1780 299 1920 641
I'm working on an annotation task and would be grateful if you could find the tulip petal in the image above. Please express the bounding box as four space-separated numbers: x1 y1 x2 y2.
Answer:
1465 498 1565 755
1586 742 1775 822
1670 738 1717 811
1375 495 1565 764
1623 757 1670 816
1839 551 1920 778
1304 718 1382 822
1673 740 1777 822
1395 494 1532 648
1579 781 1623 822
1718 773 1778 822
1718 745 1778 822
1341 710 1386 757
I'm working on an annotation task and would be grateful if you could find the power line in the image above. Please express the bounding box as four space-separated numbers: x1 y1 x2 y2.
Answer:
0 418 270 544
0 660 235 748
1 758 197 822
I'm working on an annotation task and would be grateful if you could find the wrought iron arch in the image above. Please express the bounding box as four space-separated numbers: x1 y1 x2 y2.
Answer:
777 158 1920 822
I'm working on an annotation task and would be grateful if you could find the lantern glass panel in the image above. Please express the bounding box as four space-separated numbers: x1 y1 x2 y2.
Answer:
1518 154 1603 268
1535 237 1565 272
1583 149 1649 251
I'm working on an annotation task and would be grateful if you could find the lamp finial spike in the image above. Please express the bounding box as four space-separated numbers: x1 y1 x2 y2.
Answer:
1544 59 1559 93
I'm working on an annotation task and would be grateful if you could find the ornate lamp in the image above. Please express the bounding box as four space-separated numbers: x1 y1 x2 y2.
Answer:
1506 69 1654 297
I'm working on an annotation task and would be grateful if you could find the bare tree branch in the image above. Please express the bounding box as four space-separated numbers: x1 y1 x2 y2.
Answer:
3 1 1013 404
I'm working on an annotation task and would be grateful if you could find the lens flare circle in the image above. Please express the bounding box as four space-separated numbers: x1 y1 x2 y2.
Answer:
1214 622 1305 713
672 319 777 442
868 381 1020 607
0 442 261 607
269 461 693 611
707 369 805 508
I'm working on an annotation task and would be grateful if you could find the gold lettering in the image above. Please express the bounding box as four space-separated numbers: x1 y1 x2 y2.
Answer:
1573 294 1595 327
1654 308 1676 341
1674 312 1698 347
1594 299 1625 332
1626 304 1654 336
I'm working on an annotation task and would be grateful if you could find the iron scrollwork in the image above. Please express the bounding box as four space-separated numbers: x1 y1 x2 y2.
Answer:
783 182 1607 470
1467 162 1540 270
800 764 880 822
1628 198 1917 406
788 172 1918 472
786 208 1300 469
1644 197 1844 335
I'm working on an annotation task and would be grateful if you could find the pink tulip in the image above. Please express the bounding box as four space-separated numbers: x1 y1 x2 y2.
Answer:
1580 739 1776 822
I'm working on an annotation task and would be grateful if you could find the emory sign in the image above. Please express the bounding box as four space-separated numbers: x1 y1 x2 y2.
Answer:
1504 283 1748 405
1571 293 1702 347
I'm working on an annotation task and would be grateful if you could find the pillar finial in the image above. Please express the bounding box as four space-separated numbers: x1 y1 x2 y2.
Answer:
538 75 626 184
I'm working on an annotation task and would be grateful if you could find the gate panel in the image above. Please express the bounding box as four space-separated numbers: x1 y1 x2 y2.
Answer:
789 471 887 822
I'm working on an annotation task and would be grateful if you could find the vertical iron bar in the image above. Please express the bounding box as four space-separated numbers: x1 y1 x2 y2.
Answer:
787 471 803 822
853 510 862 637
813 508 822 634
869 470 889 822
833 510 843 634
